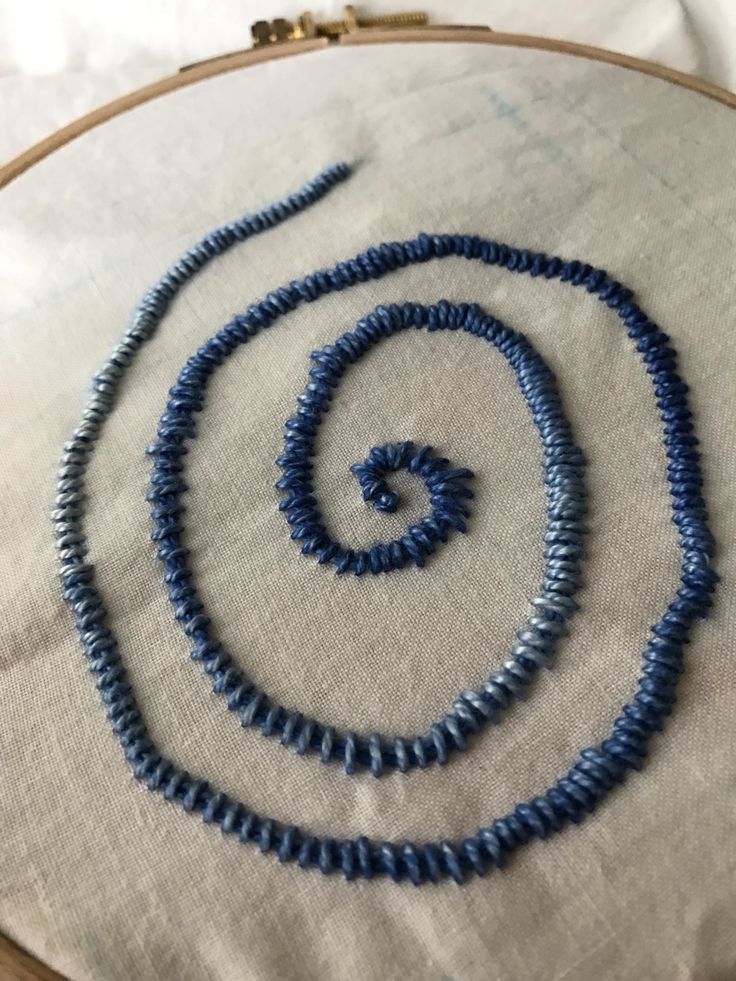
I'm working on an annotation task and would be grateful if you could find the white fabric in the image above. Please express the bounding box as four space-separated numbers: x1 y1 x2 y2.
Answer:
1 41 735 981
1 0 736 162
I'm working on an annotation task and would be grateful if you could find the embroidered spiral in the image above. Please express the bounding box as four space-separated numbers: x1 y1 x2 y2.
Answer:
54 163 717 885
148 279 586 775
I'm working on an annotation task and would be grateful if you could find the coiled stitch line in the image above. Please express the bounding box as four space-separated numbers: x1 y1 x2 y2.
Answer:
54 163 717 885
148 275 586 775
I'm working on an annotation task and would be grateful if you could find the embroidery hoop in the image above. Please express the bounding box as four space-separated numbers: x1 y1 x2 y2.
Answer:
2 28 733 980
1 27 735 191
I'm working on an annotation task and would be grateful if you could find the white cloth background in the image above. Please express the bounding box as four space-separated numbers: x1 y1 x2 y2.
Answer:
1 36 735 981
1 0 736 163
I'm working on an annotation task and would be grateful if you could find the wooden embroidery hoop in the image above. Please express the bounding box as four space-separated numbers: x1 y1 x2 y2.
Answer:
2 27 735 190
1 26 733 981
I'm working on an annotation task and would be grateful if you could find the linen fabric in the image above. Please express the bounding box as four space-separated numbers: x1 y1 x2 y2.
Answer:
1 42 735 981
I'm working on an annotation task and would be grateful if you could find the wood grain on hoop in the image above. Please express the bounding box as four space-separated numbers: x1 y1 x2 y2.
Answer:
1 28 734 190
0 931 67 981
2 24 734 981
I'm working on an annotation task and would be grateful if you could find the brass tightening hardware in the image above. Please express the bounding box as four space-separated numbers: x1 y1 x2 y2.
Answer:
180 6 490 70
251 6 429 47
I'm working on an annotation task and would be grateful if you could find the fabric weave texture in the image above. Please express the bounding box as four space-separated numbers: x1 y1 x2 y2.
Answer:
1 42 735 981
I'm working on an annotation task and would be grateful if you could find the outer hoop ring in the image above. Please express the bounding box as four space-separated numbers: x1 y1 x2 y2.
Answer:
2 27 732 981
1 27 734 192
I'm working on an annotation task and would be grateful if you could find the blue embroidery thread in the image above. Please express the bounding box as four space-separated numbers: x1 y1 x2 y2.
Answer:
54 163 717 885
149 298 586 776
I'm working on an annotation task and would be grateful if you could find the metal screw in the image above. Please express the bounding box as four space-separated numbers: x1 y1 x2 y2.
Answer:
346 5 428 30
313 5 428 38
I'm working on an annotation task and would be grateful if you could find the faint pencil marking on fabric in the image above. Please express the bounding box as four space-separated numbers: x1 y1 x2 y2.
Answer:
560 95 701 212
485 88 590 186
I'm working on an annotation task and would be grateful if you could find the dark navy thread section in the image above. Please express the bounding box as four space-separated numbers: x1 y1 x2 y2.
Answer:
287 439 475 574
54 163 717 885
149 291 586 776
